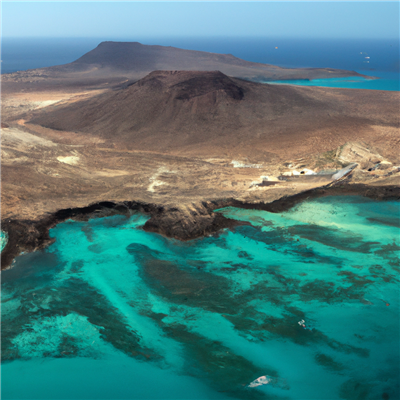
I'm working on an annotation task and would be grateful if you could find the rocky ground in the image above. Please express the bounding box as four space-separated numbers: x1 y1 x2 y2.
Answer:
1 80 399 270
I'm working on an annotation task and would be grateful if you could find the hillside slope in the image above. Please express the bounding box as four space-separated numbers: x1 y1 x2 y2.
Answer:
28 70 399 160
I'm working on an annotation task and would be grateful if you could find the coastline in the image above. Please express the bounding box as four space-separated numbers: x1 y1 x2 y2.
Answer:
2 182 399 271
1 44 399 272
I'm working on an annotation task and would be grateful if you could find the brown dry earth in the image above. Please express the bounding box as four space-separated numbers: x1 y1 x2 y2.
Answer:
25 70 400 162
1 69 399 269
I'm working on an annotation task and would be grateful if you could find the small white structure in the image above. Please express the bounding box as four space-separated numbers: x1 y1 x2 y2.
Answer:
299 168 317 175
231 160 262 169
332 163 357 180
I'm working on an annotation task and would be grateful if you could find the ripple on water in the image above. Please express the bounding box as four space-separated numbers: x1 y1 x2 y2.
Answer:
1 197 399 400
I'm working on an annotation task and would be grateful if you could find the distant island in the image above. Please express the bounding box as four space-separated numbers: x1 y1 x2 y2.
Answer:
2 41 373 93
1 42 399 269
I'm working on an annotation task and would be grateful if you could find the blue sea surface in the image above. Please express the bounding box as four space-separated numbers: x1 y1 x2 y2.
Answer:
1 38 102 74
2 197 399 400
1 37 399 90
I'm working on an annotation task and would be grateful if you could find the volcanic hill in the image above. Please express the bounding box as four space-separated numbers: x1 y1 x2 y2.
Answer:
2 66 400 270
28 70 399 161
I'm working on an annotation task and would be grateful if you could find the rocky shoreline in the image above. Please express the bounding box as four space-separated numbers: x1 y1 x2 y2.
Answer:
2 182 399 271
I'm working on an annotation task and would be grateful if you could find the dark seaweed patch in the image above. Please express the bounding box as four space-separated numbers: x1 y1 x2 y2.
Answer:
238 251 254 260
299 276 374 304
146 316 283 399
235 225 342 265
339 379 371 400
1 271 158 362
314 352 345 373
140 258 237 314
87 243 105 254
52 279 158 360
126 242 164 260
1 251 65 285
81 225 94 242
374 242 400 257
69 259 84 274
367 217 400 229
288 224 379 254
337 271 374 287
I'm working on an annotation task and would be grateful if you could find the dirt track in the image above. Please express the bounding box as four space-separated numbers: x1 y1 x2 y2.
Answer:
1 71 399 269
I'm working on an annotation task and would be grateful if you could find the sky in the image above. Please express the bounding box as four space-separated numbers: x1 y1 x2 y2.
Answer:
1 1 399 40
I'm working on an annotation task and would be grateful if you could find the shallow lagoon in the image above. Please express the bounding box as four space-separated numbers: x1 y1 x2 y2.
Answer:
2 196 399 400
265 71 400 91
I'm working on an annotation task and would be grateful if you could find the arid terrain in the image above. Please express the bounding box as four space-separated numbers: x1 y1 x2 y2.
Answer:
1 43 399 269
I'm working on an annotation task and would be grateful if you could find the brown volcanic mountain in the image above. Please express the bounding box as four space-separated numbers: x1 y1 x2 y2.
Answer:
69 41 363 80
72 41 273 72
28 70 399 161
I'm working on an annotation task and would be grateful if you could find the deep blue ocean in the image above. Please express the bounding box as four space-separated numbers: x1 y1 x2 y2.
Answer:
1 37 399 90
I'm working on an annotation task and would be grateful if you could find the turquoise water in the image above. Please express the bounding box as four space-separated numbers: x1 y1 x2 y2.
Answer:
2 197 399 400
266 71 399 91
1 231 8 252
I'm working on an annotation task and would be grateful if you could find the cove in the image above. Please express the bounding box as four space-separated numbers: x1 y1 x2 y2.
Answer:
1 196 399 400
